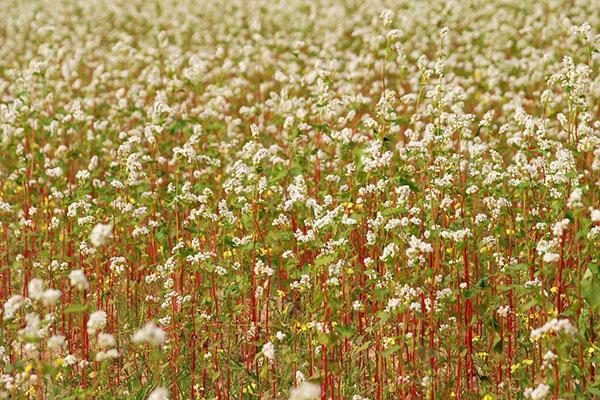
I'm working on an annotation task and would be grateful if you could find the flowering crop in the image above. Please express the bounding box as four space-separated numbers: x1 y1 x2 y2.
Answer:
0 0 598 399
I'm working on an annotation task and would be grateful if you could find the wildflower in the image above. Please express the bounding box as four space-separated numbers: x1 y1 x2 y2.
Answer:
47 335 66 350
98 333 116 348
262 341 275 361
289 381 321 400
530 318 577 341
90 222 113 247
380 10 394 28
64 354 77 366
42 289 62 306
3 295 24 319
95 349 119 361
132 321 166 346
148 387 169 400
69 269 89 291
524 383 551 399
27 278 44 300
87 311 107 335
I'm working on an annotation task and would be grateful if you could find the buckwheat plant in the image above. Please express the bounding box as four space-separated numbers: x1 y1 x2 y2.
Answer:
0 0 598 399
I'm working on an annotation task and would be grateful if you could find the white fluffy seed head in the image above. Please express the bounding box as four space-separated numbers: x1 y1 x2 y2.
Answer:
148 387 169 400
132 321 166 346
90 222 113 247
69 269 89 291
262 341 275 361
28 278 45 300
42 288 62 306
289 381 321 400
87 311 107 335
98 333 116 348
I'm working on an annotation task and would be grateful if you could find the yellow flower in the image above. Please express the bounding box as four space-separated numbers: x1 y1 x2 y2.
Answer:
242 382 256 394
522 359 533 366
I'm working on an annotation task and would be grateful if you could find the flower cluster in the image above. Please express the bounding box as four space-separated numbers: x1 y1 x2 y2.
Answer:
0 0 598 399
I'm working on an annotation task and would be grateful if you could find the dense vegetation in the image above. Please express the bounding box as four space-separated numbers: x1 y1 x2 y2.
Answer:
0 0 598 399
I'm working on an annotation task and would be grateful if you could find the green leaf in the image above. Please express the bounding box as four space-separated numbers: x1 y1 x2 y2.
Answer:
352 340 371 355
64 304 87 314
581 268 600 311
315 254 335 267
381 344 401 357
317 332 337 346
334 325 354 338
475 276 489 289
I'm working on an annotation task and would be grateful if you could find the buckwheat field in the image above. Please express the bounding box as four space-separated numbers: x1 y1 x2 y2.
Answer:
0 0 599 399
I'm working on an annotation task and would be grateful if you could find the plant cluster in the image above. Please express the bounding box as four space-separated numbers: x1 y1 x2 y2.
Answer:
0 0 598 399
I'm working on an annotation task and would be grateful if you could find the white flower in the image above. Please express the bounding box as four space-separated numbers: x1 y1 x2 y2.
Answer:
380 10 394 27
148 387 169 400
87 311 107 335
95 348 119 361
262 341 275 361
64 354 77 365
289 381 321 400
567 187 582 207
552 219 570 237
524 383 551 399
98 333 116 348
69 269 89 291
3 295 24 319
543 252 559 263
132 321 166 346
42 289 62 306
530 318 577 341
28 278 44 300
47 335 66 350
90 222 113 247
